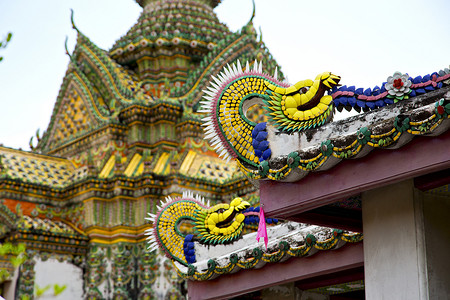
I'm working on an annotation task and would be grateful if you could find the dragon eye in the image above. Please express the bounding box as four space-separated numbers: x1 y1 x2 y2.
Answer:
300 87 309 94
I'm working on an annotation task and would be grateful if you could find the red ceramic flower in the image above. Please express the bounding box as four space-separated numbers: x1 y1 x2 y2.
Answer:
393 78 404 89
385 72 412 98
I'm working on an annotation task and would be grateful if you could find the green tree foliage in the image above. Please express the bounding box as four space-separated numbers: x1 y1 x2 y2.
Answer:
34 283 67 298
0 243 27 281
0 32 13 62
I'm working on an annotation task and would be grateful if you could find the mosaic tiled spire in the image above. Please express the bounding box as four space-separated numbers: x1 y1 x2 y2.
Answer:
110 0 231 86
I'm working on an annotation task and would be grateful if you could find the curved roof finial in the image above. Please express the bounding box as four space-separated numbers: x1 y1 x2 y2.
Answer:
70 9 79 32
249 0 256 23
242 0 257 37
259 26 263 43
64 36 72 58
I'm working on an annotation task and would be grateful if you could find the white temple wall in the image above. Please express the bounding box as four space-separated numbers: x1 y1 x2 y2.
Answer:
34 257 83 300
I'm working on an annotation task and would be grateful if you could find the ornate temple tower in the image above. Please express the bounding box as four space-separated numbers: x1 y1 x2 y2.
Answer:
111 0 231 92
0 0 284 299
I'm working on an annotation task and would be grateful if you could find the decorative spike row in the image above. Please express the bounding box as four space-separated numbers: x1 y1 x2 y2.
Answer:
200 60 289 167
145 192 209 265
332 68 450 112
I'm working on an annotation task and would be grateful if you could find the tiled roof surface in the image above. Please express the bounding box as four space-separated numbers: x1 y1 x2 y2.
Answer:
17 216 82 236
0 147 74 187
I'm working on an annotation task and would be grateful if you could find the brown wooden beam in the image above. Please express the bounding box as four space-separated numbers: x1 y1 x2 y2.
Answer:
261 131 450 219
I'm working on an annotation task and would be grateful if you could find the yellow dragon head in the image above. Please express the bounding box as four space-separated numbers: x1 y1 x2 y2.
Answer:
194 197 250 244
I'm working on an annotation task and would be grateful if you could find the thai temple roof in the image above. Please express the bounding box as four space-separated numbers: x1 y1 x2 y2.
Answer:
178 150 239 183
17 215 83 237
31 0 280 157
1 0 278 277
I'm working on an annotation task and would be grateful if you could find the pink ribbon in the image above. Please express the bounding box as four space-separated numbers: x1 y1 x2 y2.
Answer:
256 206 268 250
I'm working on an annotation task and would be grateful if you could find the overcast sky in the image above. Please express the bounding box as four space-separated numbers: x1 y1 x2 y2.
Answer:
1 0 449 150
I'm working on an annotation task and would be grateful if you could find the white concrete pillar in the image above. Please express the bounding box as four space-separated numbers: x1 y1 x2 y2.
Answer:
362 180 427 300
421 191 450 299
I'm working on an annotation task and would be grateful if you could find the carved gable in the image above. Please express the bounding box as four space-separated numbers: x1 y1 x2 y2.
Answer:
47 80 99 148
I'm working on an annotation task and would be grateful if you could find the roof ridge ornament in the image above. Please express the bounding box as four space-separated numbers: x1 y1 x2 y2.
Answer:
146 192 279 267
70 9 80 33
259 26 263 44
64 36 71 59
200 62 450 181
242 0 257 37
250 0 256 24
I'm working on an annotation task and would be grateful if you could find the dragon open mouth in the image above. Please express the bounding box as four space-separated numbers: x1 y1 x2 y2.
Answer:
297 75 341 111
216 209 239 228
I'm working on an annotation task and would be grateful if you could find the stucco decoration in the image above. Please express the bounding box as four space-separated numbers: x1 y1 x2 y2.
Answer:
385 71 412 101
146 192 279 267
200 60 340 164
201 62 450 182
